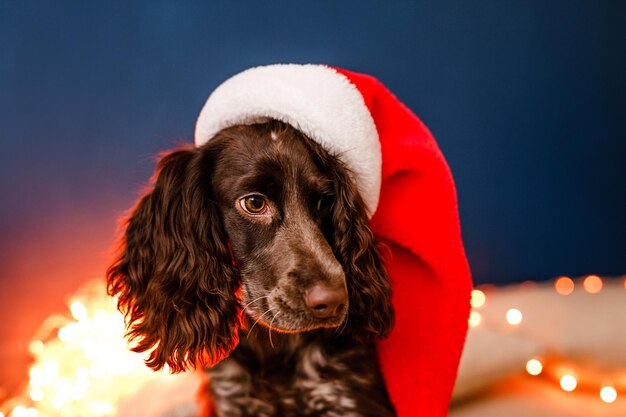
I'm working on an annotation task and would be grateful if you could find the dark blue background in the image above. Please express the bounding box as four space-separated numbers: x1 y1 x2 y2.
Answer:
1 0 625 286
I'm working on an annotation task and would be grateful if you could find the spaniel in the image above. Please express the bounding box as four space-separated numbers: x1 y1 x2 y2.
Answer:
107 120 397 417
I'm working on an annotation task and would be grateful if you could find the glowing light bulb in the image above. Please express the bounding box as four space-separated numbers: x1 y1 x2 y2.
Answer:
58 322 81 342
91 400 114 415
29 387 45 401
506 308 523 325
12 406 27 417
468 311 482 327
583 275 603 294
560 374 577 392
28 340 45 355
470 289 486 308
554 276 575 295
52 394 66 410
600 386 617 403
70 300 88 321
526 358 543 376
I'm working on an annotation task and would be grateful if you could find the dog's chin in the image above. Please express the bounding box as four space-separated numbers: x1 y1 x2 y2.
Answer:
248 311 348 334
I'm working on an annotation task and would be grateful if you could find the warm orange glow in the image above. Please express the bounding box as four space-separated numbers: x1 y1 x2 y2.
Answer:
583 275 603 294
554 276 575 295
526 358 543 376
623 275 626 290
506 308 523 325
560 374 577 391
600 386 617 403
470 289 486 308
468 311 482 327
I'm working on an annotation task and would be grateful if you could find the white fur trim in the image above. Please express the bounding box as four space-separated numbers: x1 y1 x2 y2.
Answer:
194 64 381 216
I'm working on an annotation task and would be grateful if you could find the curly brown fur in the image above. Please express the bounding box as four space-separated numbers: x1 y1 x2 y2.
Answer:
107 121 396 416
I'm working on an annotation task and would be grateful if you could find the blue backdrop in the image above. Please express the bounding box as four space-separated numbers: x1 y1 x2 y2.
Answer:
1 1 625 287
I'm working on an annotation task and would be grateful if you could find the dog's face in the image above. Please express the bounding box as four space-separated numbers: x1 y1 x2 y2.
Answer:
107 121 393 372
211 125 348 332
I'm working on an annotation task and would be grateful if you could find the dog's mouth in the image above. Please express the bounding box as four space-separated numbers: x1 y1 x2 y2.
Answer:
243 302 348 334
248 314 348 334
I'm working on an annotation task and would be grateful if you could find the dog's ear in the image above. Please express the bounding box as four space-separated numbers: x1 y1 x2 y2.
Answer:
323 154 395 341
106 144 240 372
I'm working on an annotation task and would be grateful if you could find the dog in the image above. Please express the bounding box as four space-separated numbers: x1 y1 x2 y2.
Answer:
107 120 397 416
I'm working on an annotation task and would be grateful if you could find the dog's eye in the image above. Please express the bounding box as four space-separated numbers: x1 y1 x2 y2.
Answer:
240 195 268 215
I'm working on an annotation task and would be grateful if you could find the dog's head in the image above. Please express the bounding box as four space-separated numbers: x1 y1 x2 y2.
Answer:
107 121 394 372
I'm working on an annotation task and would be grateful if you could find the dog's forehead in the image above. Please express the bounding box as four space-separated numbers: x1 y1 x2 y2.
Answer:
220 128 320 174
212 126 329 196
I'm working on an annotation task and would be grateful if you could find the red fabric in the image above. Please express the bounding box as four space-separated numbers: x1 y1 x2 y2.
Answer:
333 68 472 417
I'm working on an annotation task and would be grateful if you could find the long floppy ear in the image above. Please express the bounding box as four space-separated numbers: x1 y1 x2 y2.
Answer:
106 144 240 372
328 161 395 340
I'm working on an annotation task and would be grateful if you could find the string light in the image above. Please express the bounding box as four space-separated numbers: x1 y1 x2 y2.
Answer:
505 308 523 325
467 274 626 405
583 274 603 294
560 374 577 392
526 359 543 376
0 281 178 417
470 289 486 308
70 301 88 321
554 276 575 295
28 341 45 356
468 311 482 328
29 388 44 402
90 401 114 416
600 386 618 403
1 274 622 416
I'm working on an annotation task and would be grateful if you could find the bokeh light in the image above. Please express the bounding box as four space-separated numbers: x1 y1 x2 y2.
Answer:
29 387 45 402
506 308 523 326
470 289 486 308
468 311 482 328
560 374 577 392
600 386 617 403
29 340 45 355
554 276 575 295
526 359 543 376
583 275 603 294
70 301 88 321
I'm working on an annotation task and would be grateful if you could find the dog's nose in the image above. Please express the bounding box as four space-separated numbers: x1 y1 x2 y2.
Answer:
304 284 348 318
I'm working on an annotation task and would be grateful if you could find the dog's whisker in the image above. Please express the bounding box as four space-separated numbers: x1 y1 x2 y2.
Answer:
242 294 270 310
335 311 350 337
246 308 274 339
268 310 280 349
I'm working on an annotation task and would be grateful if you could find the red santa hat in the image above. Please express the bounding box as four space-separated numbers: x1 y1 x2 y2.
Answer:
195 64 472 417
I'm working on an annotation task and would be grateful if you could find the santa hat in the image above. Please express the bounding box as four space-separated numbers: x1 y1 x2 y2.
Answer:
195 64 472 417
